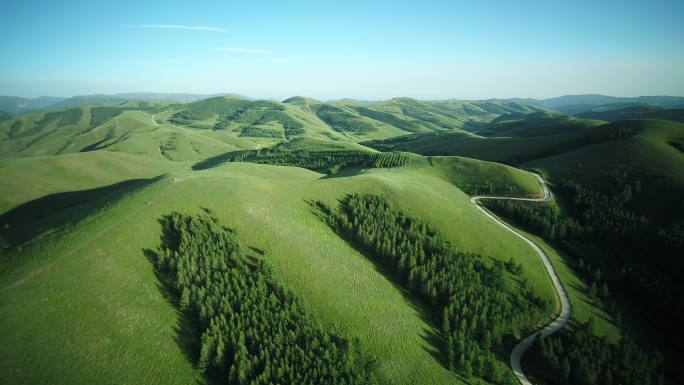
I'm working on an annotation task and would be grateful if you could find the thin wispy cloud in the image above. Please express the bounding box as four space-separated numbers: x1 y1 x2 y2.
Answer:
126 24 226 32
102 59 180 65
212 47 271 53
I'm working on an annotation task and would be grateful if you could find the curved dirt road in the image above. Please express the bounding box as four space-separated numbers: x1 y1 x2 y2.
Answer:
470 172 571 385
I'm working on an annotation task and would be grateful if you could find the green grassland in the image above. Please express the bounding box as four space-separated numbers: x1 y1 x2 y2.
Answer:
0 147 595 385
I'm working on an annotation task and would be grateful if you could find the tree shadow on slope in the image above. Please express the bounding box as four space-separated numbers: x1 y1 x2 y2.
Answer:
307 199 449 371
0 176 165 256
192 150 243 170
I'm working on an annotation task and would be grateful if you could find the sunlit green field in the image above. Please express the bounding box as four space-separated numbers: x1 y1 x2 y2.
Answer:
0 151 604 385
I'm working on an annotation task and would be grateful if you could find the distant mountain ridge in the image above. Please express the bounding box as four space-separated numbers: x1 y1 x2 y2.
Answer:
0 96 68 115
518 94 684 115
577 105 684 123
2 92 683 116
0 93 247 114
4 94 684 161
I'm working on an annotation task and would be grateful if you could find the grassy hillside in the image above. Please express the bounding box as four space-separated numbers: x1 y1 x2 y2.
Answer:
0 105 265 160
365 118 684 222
1 146 614 385
0 96 553 160
0 151 180 215
524 120 684 224
365 118 651 163
477 111 604 137
2 97 650 385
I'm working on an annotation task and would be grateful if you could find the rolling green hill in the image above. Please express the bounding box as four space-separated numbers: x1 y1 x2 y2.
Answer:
5 94 677 385
0 142 619 385
364 116 661 163
367 115 684 378
477 111 604 137
0 156 523 385
0 96 551 160
365 117 684 220
524 120 684 223
0 104 265 160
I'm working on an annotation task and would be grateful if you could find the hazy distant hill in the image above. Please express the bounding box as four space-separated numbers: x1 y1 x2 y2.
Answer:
0 93 246 114
521 94 684 115
0 96 67 114
578 105 684 123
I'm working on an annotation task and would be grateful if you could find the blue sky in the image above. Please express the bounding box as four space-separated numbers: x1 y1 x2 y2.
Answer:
2 0 683 100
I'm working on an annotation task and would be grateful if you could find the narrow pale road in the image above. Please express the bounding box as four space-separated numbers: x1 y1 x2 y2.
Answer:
151 114 159 127
470 172 571 385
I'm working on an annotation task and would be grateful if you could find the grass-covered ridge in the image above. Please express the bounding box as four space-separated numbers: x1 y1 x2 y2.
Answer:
363 118 645 164
577 105 684 123
0 96 553 159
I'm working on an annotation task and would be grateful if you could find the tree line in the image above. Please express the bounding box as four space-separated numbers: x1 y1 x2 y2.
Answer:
321 194 549 384
483 167 674 381
221 148 415 174
153 212 374 385
530 319 663 385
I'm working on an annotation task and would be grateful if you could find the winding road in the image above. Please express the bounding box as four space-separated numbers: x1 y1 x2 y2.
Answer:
470 172 571 385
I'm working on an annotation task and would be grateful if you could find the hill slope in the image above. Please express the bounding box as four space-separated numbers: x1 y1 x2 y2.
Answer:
0 148 620 385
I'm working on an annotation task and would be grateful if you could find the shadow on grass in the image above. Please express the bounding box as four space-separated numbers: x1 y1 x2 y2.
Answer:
319 166 365 179
0 176 165 249
192 150 243 170
306 199 449 370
